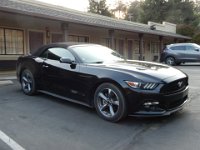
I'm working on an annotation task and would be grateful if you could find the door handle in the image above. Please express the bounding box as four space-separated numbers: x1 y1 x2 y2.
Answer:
42 65 49 68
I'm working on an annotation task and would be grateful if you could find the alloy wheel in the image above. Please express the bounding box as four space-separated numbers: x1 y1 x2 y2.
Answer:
165 57 175 65
21 69 36 95
96 88 120 118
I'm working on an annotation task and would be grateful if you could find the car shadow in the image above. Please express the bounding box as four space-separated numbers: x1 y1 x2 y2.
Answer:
177 63 200 66
39 92 190 126
119 109 189 126
13 84 190 128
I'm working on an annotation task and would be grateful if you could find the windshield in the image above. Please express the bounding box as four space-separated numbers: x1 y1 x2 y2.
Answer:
71 45 124 63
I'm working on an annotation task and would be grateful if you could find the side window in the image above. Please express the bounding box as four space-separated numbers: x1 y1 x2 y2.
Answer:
40 47 75 61
186 46 195 51
170 46 186 51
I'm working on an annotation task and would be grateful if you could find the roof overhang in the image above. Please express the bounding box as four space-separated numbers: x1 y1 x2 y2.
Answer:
0 0 191 40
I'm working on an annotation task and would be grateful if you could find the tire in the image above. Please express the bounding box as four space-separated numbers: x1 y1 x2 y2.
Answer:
165 56 176 66
20 69 36 95
176 62 181 66
94 83 127 122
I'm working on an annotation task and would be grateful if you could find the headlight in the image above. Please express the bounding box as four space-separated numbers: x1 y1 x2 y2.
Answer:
125 81 158 90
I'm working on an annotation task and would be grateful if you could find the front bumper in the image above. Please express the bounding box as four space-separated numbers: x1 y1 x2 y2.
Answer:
127 86 189 117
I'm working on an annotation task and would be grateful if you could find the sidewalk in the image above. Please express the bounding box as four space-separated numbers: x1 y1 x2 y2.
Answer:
0 70 16 80
0 70 16 86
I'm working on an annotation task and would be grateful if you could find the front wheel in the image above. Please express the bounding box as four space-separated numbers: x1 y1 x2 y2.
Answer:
94 83 127 122
165 56 176 66
20 69 36 95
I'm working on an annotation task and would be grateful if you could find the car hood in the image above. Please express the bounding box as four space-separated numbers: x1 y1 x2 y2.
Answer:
90 60 186 82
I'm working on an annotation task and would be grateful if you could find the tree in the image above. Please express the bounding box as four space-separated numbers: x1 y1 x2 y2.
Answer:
193 33 200 44
193 1 200 27
140 0 168 23
177 24 195 37
88 0 113 17
125 1 143 22
165 0 196 25
124 0 200 41
111 0 127 19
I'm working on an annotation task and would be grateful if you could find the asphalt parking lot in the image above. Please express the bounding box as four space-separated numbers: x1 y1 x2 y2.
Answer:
0 64 200 150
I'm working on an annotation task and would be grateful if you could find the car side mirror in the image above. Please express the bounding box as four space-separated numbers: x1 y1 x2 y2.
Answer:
60 57 74 64
60 57 76 69
195 48 200 52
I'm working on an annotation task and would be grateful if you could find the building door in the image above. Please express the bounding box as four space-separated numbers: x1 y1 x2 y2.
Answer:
151 42 159 62
29 31 44 53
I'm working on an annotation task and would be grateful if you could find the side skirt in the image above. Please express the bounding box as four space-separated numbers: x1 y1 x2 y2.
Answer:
38 90 92 108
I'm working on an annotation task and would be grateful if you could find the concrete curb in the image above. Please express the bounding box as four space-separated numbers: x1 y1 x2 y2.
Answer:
0 76 17 80
0 70 16 80
0 80 13 86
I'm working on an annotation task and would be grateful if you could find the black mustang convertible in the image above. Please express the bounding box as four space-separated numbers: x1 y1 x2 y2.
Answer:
16 43 189 122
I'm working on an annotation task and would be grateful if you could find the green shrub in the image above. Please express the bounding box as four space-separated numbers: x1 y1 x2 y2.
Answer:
192 33 200 44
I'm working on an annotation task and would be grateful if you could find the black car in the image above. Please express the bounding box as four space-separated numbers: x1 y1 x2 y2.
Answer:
160 43 200 65
16 43 189 122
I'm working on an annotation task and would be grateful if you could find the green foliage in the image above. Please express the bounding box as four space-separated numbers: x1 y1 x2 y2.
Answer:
125 0 200 41
88 0 113 17
125 1 143 22
87 0 200 41
127 0 199 26
192 33 200 44
193 1 200 27
140 0 168 23
177 24 195 37
165 0 195 25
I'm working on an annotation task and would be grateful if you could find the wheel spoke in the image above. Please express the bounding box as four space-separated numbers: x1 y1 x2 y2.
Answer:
22 82 26 89
27 79 32 84
100 104 108 111
27 83 31 91
109 105 115 116
22 76 28 82
99 92 108 102
112 100 119 106
22 74 32 92
108 89 112 98
96 86 123 120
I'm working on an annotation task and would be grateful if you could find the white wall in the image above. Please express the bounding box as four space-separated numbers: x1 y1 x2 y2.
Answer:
148 21 176 33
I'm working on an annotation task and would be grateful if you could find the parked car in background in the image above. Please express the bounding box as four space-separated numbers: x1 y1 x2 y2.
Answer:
17 43 189 122
160 43 200 65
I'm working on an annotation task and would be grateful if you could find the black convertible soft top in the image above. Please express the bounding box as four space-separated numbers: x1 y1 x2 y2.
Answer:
31 42 90 56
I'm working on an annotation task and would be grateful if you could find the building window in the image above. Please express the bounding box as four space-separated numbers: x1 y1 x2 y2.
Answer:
127 40 133 59
114 39 117 50
69 35 89 42
118 39 124 55
105 38 111 48
0 28 24 55
134 40 140 54
0 28 5 54
52 33 63 43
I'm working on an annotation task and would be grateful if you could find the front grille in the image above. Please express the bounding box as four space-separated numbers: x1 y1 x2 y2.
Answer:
160 77 188 94
160 95 188 110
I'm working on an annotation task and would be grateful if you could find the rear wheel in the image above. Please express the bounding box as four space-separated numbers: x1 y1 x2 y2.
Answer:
20 69 36 95
94 83 127 122
165 56 176 66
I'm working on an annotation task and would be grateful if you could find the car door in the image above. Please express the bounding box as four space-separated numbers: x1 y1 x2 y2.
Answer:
40 47 85 101
185 45 200 61
170 45 186 60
